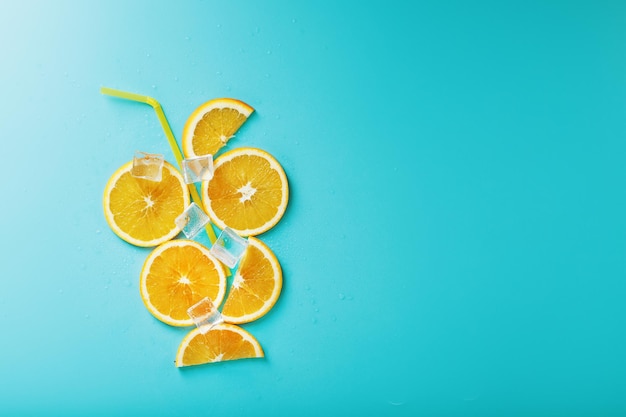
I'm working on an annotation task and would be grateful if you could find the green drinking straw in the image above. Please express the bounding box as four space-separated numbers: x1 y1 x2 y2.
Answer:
100 86 218 244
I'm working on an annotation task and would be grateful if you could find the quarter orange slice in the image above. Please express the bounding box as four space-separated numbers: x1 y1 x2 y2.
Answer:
221 237 282 324
175 323 264 367
103 161 189 247
181 98 254 158
140 240 227 327
201 147 289 236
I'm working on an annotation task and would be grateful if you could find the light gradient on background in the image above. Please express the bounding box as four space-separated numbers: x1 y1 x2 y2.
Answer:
1 1 625 416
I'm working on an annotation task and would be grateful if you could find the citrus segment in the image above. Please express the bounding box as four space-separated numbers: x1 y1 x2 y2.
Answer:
221 237 282 324
175 323 264 367
103 161 189 247
140 240 227 326
182 98 254 158
201 147 289 236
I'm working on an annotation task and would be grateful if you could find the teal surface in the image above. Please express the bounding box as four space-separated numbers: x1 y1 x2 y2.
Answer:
1 1 626 415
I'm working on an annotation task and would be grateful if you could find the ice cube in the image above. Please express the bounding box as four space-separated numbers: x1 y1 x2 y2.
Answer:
187 297 223 333
182 154 214 184
175 202 210 239
131 151 164 181
210 227 249 268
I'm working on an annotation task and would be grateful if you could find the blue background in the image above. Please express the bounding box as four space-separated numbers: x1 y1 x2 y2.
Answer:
1 1 625 415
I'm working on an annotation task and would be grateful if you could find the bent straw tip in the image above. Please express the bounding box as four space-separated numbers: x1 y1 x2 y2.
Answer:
100 86 160 109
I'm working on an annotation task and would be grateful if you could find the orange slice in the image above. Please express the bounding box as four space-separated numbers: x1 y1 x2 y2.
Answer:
201 147 289 236
175 323 264 367
103 161 189 247
181 98 254 158
221 237 282 324
140 240 227 326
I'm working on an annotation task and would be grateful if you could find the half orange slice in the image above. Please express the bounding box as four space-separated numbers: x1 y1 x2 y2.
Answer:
175 323 264 367
221 237 282 324
182 98 254 158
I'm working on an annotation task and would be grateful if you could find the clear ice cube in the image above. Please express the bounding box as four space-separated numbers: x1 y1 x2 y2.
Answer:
131 151 164 182
182 154 214 184
175 202 210 239
187 297 223 333
210 227 249 268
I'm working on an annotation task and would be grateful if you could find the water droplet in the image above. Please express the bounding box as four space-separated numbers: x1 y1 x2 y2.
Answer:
217 24 222 29
292 18 297 23
58 289 63 294
267 50 272 55
95 229 101 234
174 76 179 81
123 279 131 287
216 71 221 76
151 84 156 89
312 317 318 324
146 52 151 57
85 314 90 319
339 293 345 300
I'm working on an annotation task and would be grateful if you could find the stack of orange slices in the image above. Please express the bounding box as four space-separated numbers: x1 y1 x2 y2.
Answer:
103 97 288 367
